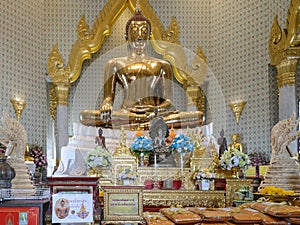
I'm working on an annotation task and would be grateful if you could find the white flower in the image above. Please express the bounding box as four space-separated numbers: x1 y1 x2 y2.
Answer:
220 148 250 171
85 146 112 169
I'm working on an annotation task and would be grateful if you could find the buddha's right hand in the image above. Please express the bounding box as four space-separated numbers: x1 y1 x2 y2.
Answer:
100 102 113 121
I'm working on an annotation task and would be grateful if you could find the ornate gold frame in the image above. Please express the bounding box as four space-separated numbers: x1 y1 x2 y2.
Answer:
48 0 207 111
102 186 144 223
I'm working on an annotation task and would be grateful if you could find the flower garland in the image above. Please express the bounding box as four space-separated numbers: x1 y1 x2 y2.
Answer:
29 145 47 172
85 145 112 169
117 168 137 180
220 148 250 171
193 168 215 181
131 136 153 155
169 134 194 154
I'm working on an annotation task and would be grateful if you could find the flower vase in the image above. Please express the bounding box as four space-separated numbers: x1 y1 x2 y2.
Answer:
139 152 145 167
201 179 210 190
231 167 239 179
88 166 102 177
122 179 133 186
94 166 102 177
33 170 42 185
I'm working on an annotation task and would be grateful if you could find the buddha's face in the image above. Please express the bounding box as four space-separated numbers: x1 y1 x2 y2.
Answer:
128 20 150 54
232 134 239 142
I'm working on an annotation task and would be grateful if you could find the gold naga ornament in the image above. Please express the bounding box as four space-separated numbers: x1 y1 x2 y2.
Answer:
268 0 300 89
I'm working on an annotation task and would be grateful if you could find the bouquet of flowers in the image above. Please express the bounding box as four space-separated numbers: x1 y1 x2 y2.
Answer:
219 148 250 171
193 168 215 181
117 168 137 180
85 145 112 169
169 134 194 154
248 151 269 178
248 151 269 166
131 136 153 155
29 145 48 172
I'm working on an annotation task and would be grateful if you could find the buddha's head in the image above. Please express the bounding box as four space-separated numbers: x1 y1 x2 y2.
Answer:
231 133 240 143
125 10 152 54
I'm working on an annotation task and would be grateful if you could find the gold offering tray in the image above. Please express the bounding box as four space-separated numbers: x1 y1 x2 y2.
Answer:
254 193 300 202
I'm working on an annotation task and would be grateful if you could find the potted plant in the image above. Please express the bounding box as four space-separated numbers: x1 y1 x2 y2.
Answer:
29 145 48 173
117 168 137 185
29 145 47 184
248 151 268 178
248 151 268 192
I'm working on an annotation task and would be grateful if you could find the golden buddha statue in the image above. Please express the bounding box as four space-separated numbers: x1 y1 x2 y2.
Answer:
80 10 203 130
228 133 243 152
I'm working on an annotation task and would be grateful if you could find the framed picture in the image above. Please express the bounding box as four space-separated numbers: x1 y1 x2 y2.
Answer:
0 206 39 225
103 186 143 222
52 192 93 223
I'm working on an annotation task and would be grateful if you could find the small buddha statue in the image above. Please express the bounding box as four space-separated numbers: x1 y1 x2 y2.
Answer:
228 133 243 152
95 128 106 148
113 126 133 156
217 129 227 158
148 117 176 167
80 10 203 130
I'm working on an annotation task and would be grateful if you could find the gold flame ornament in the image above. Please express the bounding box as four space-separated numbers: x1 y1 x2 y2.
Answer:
10 97 26 122
230 101 246 124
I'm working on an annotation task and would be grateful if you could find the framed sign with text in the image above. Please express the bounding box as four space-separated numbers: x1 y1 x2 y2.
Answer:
52 192 93 223
102 186 144 222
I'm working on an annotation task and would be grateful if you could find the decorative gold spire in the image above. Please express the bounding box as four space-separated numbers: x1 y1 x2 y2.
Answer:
135 0 141 12
269 0 300 65
77 15 93 41
10 97 26 122
268 15 286 66
230 100 246 124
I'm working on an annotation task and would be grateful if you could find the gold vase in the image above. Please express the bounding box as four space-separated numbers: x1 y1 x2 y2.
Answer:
88 166 102 177
231 167 239 179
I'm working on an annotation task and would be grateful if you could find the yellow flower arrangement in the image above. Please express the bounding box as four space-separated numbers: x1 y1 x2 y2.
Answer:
193 167 214 181
259 186 295 195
